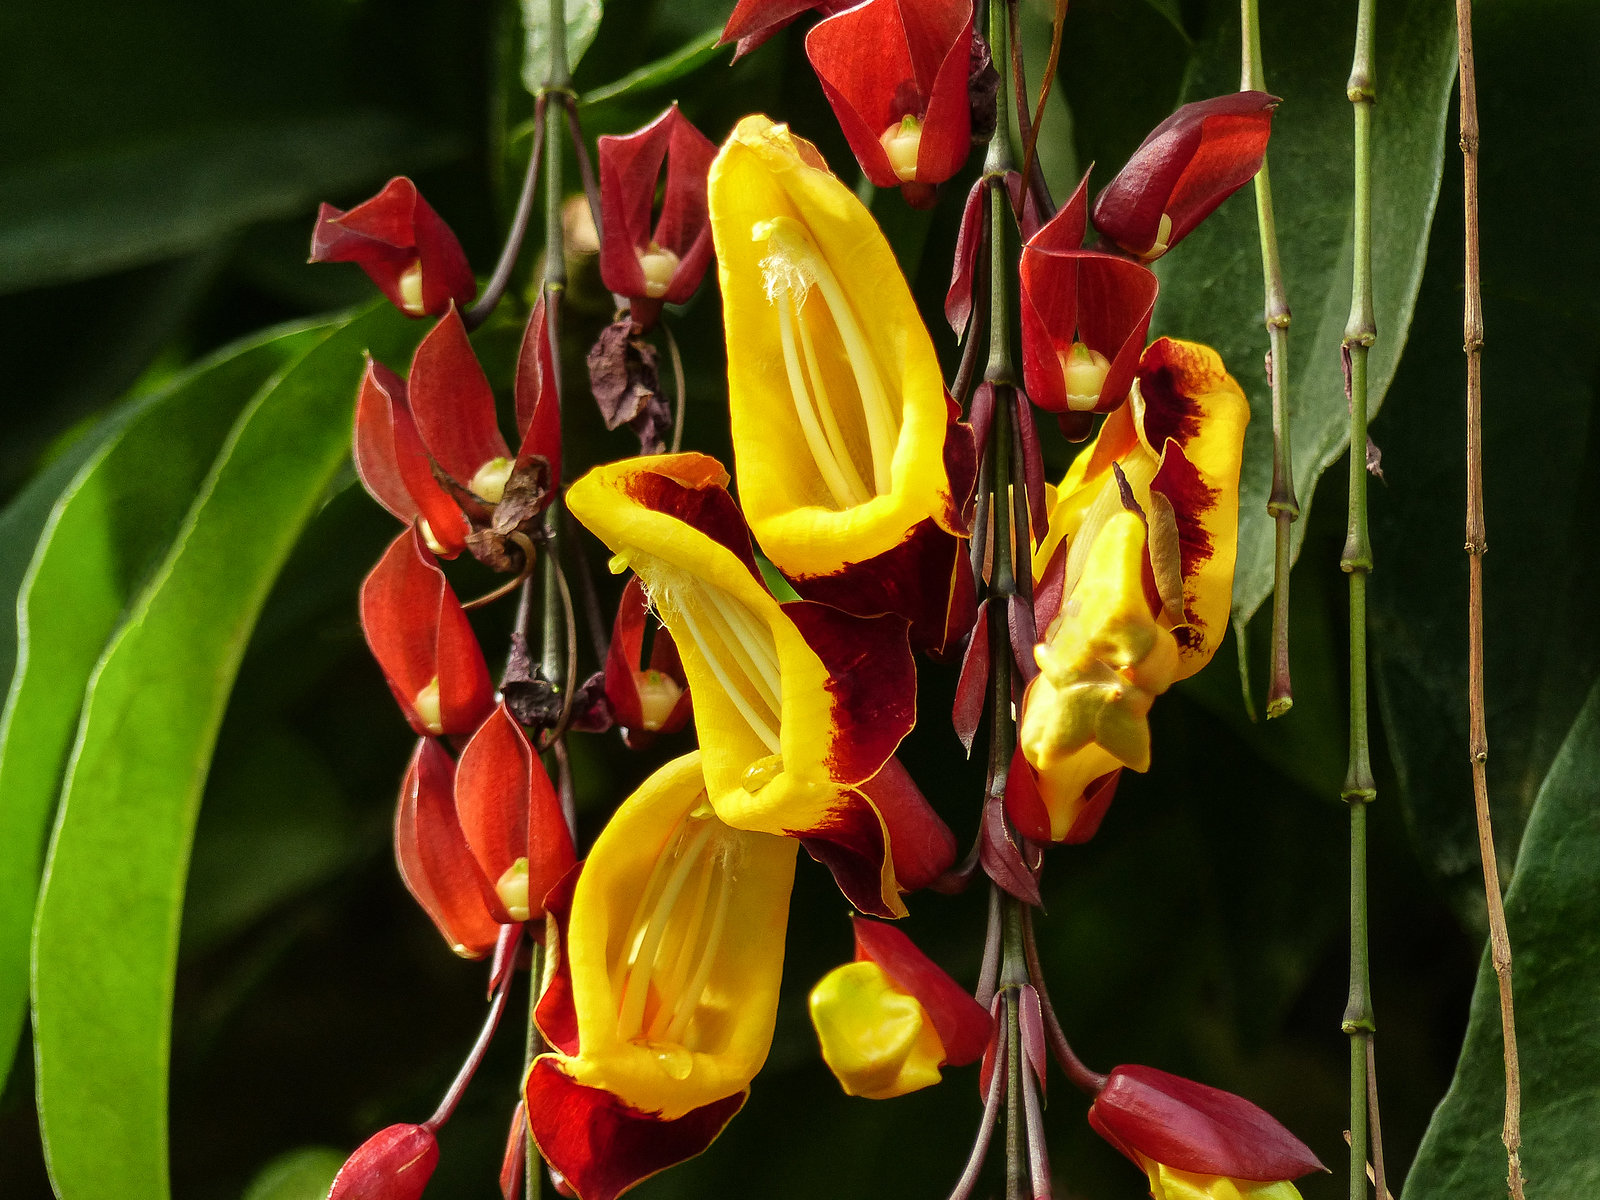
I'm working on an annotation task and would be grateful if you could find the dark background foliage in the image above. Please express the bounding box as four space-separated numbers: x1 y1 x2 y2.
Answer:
1 0 1595 1198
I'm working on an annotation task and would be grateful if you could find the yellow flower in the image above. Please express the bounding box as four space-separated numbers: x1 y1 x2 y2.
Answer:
709 114 964 582
810 960 947 1098
1141 1160 1303 1200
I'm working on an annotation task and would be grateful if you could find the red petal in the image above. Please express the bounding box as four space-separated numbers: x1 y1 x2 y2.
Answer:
1092 93 1276 257
1089 1064 1325 1181
852 917 991 1066
310 178 474 316
455 705 534 886
951 601 991 755
654 110 717 303
353 359 470 555
408 308 510 487
395 739 505 956
514 297 562 490
980 788 1041 905
858 756 956 892
328 1123 439 1200
1026 171 1090 252
534 863 584 1055
1061 770 1122 845
608 456 762 582
603 576 649 731
499 1103 528 1200
945 176 987 336
525 1059 745 1200
1019 247 1157 414
1002 745 1051 844
799 795 898 918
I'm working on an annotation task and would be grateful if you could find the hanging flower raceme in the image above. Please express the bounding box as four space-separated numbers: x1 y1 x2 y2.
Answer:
605 575 693 749
805 0 973 205
1089 1065 1325 1200
809 917 991 1099
361 527 494 738
566 453 956 916
1092 92 1278 261
355 302 560 569
599 104 717 329
1013 338 1249 843
310 176 476 317
525 753 798 1200
1019 175 1160 433
710 114 976 652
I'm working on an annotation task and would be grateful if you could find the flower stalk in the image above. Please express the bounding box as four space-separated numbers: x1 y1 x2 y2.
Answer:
1241 0 1299 717
1340 0 1382 1194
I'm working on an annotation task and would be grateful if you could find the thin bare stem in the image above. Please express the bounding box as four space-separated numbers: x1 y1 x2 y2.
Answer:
1021 1044 1052 1200
1340 1 1380 1193
1456 4 1524 1194
425 924 520 1131
946 1021 1007 1200
1008 0 1057 218
1020 906 1107 1094
664 320 688 455
1241 0 1300 717
977 885 1003 1010
559 506 608 665
563 98 604 245
467 96 548 331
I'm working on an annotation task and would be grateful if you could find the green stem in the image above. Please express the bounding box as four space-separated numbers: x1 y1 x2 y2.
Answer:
1340 0 1380 1194
1241 0 1299 719
523 939 546 1200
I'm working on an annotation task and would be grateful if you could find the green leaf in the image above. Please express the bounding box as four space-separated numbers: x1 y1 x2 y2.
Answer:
578 27 723 109
239 1147 347 1200
521 0 604 94
1404 676 1600 1198
1152 0 1459 626
0 113 459 294
30 304 423 1200
0 321 331 1095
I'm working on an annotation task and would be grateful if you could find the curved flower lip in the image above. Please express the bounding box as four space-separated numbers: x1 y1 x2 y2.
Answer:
710 114 962 580
1089 1064 1325 1182
852 917 990 1066
1034 337 1249 679
806 0 973 194
310 176 476 317
599 104 717 322
360 526 493 737
531 752 798 1121
1092 92 1278 260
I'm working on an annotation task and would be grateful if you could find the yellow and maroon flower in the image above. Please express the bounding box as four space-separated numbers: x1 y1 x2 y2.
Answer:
1014 338 1248 842
525 753 797 1200
598 105 717 329
1092 93 1278 262
710 114 975 651
809 917 991 1099
1089 1065 1324 1200
567 453 955 916
806 0 973 204
310 176 475 317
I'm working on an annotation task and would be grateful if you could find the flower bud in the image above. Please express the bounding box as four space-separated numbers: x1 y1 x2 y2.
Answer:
879 116 924 183
310 178 475 317
328 1124 439 1200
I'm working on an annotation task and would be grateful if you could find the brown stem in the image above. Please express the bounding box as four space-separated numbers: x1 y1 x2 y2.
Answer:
462 531 539 610
664 320 688 455
1457 3 1524 1196
466 96 548 331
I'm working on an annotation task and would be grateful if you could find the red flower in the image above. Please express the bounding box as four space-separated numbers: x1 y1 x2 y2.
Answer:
718 0 854 58
1019 176 1158 423
327 1123 439 1200
604 575 693 748
311 177 475 317
806 0 973 206
1092 92 1277 260
360 527 494 737
598 105 717 328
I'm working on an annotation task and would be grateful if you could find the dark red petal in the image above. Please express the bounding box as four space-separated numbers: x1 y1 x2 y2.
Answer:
720 0 826 50
1062 770 1122 844
408 308 510 487
800 795 898 918
1089 1064 1325 1181
1091 92 1277 256
1002 744 1051 844
406 188 478 314
852 917 991 1066
525 1059 746 1200
395 739 505 956
912 3 976 185
951 601 992 755
603 576 650 732
514 297 562 490
1013 391 1049 541
310 178 474 316
1025 171 1090 253
945 176 988 336
610 456 764 582
360 529 445 733
534 863 584 1055
353 358 470 555
599 106 714 305
1019 247 1157 414
785 601 916 786
655 111 717 303
858 756 957 892
430 570 495 737
328 1123 439 1200
499 1103 528 1200
454 704 532 886
981 788 1041 904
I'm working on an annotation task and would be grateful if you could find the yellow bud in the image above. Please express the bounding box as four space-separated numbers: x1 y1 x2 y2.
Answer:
470 456 514 505
495 857 531 921
397 260 426 316
809 960 945 1099
635 669 685 731
1058 341 1112 412
636 242 681 298
413 677 444 734
878 115 925 183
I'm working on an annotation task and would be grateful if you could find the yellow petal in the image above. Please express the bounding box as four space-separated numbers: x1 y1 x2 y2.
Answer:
1142 1158 1304 1200
710 115 957 578
809 960 946 1099
564 752 799 1121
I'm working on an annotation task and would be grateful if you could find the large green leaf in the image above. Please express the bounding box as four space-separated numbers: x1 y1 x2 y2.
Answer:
521 0 604 94
578 26 723 109
1404 677 1600 1197
0 321 330 1095
0 114 458 294
1152 0 1459 626
30 304 422 1200
239 1148 347 1200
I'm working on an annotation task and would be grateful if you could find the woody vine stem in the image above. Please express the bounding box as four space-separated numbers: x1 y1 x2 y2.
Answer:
1340 0 1384 1195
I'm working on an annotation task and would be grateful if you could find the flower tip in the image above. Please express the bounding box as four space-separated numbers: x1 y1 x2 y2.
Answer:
328 1123 439 1200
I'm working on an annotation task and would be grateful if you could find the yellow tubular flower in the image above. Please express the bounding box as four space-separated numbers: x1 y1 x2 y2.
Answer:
558 753 798 1120
809 961 945 1099
1142 1160 1304 1200
710 114 961 579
